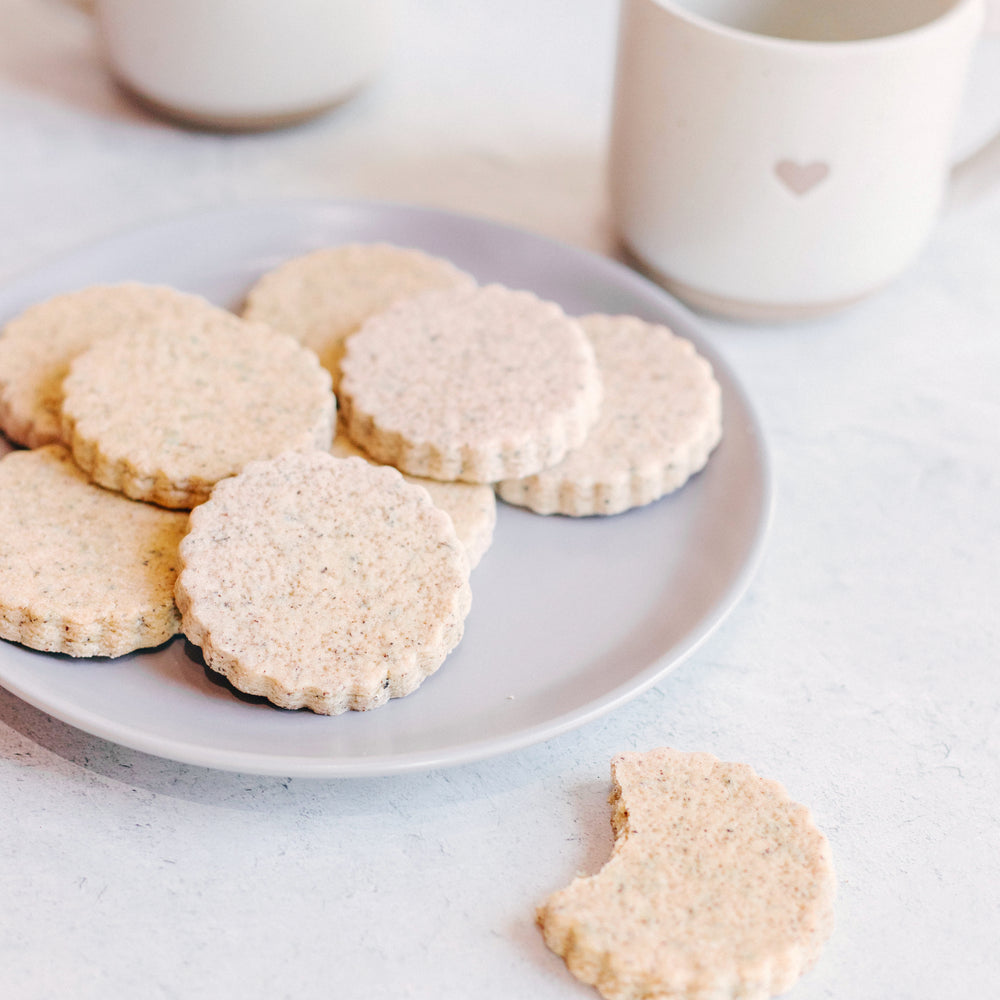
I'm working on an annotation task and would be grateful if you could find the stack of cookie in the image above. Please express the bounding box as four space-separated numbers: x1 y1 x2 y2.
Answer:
0 242 721 715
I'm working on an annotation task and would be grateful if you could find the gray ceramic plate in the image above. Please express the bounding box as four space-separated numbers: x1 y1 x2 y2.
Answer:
0 199 772 777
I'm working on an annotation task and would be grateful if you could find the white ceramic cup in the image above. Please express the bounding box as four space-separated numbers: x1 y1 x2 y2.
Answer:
610 0 998 320
92 0 391 130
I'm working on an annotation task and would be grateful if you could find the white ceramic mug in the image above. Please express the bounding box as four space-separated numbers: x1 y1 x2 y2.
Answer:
610 0 999 320
92 0 391 130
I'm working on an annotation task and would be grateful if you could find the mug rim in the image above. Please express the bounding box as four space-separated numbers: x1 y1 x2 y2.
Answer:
640 0 983 50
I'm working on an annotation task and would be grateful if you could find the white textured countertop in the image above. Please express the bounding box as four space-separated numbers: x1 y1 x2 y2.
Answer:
1 2 999 998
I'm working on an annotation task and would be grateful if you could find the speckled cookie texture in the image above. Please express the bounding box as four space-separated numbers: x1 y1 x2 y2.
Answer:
0 445 188 657
339 283 603 483
241 243 476 384
331 427 496 569
175 450 473 715
0 282 238 449
59 317 335 508
496 314 722 516
538 749 836 1000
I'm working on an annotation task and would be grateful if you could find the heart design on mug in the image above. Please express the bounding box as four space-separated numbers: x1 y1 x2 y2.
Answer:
775 159 830 196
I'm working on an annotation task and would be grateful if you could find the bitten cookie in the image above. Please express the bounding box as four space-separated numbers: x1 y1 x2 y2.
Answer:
241 243 476 384
0 283 240 449
538 749 836 1000
175 451 473 715
496 314 722 515
339 283 603 483
331 428 496 569
59 318 335 508
0 445 188 657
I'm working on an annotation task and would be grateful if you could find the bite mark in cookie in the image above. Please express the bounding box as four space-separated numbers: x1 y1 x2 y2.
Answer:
538 748 836 1000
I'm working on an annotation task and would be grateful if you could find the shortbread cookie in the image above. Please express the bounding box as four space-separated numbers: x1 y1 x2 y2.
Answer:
331 428 496 568
339 284 603 483
497 314 722 516
175 451 473 714
60 319 335 508
0 283 240 449
0 445 188 657
538 749 836 1000
241 243 476 383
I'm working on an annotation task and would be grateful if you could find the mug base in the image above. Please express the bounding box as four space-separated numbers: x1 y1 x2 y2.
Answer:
621 248 875 323
113 76 363 132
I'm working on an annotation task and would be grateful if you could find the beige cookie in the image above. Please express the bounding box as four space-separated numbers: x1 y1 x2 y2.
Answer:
241 243 476 384
339 283 603 483
331 427 496 569
538 749 836 1000
497 314 722 516
60 317 335 508
0 283 241 449
175 451 473 715
0 445 188 657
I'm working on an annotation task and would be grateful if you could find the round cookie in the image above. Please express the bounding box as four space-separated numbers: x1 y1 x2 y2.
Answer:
0 283 241 449
241 243 476 384
175 451 473 715
331 428 496 569
339 283 603 483
60 318 335 508
496 314 722 516
538 749 836 1000
0 445 188 658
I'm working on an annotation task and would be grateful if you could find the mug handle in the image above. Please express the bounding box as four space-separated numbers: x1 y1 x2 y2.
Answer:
948 1 1000 209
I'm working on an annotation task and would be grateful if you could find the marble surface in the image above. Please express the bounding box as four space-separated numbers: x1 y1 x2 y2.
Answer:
1 1 999 997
